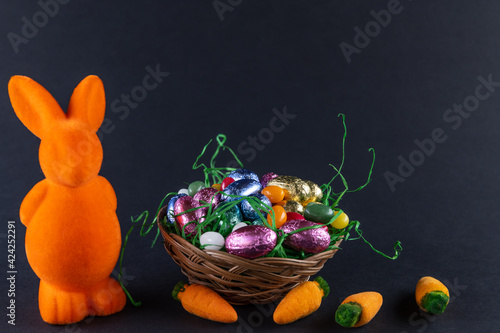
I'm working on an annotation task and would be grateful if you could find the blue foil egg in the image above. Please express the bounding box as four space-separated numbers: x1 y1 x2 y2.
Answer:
166 193 187 224
227 169 259 182
240 193 272 221
222 179 262 202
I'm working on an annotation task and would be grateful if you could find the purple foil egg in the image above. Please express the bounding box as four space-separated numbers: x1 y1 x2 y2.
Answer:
227 168 260 182
173 196 201 237
280 220 330 254
166 193 187 224
260 172 278 188
225 225 277 259
193 187 221 222
222 179 262 202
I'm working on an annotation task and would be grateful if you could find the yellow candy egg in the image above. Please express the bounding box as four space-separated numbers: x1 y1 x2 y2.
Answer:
331 211 349 229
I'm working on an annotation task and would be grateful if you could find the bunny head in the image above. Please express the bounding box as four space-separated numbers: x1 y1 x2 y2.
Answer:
9 75 106 187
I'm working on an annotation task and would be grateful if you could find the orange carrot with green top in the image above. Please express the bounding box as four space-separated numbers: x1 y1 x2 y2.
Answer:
415 276 449 314
273 276 329 324
172 281 237 323
335 291 383 328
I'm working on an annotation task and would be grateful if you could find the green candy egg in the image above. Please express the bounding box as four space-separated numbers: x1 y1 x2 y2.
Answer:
304 202 334 224
188 181 205 197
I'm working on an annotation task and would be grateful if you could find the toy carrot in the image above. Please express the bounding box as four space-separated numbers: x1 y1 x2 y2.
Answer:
172 281 237 323
273 276 329 324
335 291 383 328
415 276 449 314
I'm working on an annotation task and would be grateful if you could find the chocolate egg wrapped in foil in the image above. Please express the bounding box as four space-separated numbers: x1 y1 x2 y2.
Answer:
225 225 277 258
260 172 278 188
218 204 243 228
282 200 304 214
222 179 262 202
173 196 201 237
252 219 264 226
280 220 330 254
227 168 260 182
193 187 221 222
240 193 272 221
304 180 323 202
267 176 323 204
193 187 221 208
166 193 187 224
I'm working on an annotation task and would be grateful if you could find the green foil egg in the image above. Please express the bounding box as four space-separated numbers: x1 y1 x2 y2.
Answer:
219 205 242 228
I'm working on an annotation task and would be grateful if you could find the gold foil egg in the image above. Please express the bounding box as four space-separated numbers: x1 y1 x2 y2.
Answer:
267 176 323 206
283 200 304 214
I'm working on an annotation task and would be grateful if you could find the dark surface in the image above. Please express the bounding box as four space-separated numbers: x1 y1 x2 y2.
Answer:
1 1 499 332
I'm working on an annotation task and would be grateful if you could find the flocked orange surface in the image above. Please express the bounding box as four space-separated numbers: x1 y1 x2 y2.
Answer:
9 75 125 324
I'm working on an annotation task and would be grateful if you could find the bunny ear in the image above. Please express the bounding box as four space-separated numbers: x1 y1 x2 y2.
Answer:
67 75 105 132
8 75 66 139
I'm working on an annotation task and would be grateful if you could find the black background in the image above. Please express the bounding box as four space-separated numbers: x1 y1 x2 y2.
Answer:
1 1 499 332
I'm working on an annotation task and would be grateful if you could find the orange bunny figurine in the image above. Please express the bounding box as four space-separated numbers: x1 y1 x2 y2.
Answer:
8 75 126 324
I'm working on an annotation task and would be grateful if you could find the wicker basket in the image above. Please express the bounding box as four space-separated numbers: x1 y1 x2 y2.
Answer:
157 206 342 305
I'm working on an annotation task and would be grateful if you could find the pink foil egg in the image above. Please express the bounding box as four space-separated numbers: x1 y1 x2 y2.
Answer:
225 225 277 259
193 187 221 222
260 172 278 188
193 187 221 208
279 219 330 254
173 196 201 237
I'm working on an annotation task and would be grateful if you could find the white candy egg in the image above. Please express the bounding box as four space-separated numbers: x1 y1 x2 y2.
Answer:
178 188 189 195
200 232 225 251
232 222 248 232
